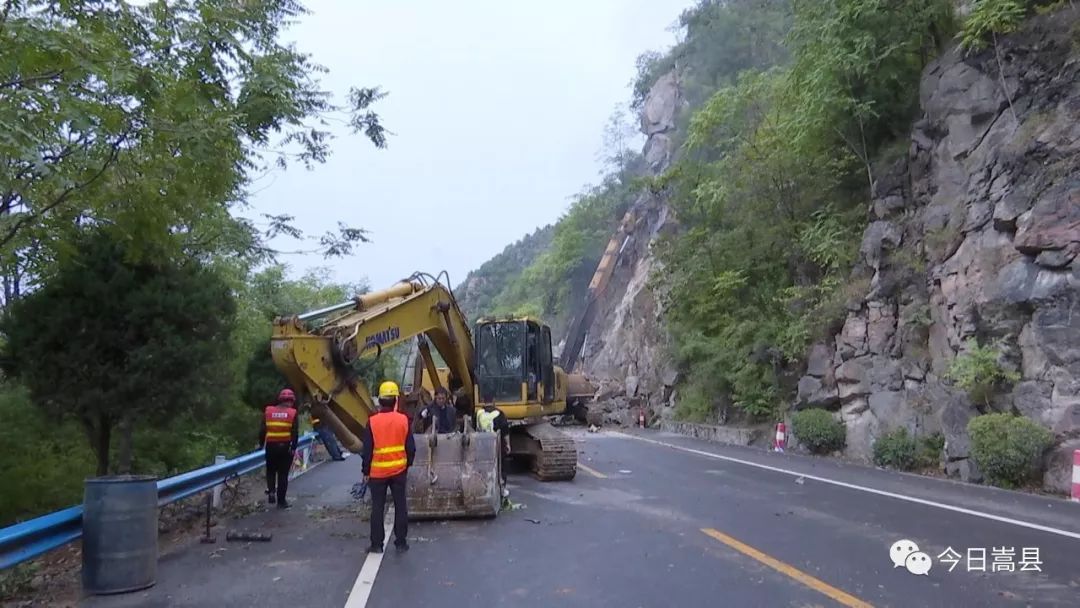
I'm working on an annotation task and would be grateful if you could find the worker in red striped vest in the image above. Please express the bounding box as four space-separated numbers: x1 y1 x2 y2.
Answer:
260 388 299 508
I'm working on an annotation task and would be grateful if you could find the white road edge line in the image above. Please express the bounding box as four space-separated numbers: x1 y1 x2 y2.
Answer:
343 514 394 608
614 431 1080 541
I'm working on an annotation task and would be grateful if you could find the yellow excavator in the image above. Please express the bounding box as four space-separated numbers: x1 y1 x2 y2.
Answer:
269 271 594 519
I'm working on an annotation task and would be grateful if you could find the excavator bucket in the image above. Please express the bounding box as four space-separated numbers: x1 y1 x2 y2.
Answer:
405 426 502 520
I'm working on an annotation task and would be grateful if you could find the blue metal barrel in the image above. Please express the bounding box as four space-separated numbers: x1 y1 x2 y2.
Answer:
81 475 158 594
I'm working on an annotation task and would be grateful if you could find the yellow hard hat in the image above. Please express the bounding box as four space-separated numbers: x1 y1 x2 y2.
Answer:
378 381 400 399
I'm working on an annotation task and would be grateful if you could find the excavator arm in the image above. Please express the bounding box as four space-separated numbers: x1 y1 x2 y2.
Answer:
270 274 475 453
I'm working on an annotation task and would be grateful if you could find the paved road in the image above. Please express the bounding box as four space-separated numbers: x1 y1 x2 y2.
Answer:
82 429 1080 607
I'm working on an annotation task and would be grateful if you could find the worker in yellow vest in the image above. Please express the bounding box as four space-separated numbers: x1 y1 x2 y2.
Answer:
361 381 415 553
476 393 510 496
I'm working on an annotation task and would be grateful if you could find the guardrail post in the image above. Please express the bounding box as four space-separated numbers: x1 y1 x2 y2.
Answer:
212 454 226 508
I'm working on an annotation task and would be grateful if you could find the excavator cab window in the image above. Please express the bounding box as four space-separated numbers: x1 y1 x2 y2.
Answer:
540 325 554 402
475 321 526 402
525 322 540 401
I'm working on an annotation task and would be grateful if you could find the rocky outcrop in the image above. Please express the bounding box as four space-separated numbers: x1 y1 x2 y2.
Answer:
579 69 683 421
791 8 1080 493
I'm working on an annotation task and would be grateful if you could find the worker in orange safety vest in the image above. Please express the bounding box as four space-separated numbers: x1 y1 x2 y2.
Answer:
361 380 415 553
260 388 299 508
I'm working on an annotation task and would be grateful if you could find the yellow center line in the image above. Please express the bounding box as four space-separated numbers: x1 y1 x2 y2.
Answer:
701 528 873 608
576 462 608 479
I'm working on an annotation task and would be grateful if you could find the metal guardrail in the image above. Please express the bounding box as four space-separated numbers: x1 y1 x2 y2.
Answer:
0 432 316 571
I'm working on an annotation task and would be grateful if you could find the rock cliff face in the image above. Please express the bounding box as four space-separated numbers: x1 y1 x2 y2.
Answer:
578 71 682 425
793 9 1080 492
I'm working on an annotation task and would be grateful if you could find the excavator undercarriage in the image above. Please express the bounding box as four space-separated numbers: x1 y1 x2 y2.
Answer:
510 421 578 481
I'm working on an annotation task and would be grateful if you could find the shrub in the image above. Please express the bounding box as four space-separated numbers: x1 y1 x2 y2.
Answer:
792 408 845 454
673 383 716 423
916 433 945 469
873 428 918 470
968 413 1054 488
945 339 1021 408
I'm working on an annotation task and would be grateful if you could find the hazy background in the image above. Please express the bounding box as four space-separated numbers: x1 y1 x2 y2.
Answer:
245 0 693 290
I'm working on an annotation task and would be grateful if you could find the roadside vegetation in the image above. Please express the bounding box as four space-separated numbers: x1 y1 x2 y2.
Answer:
872 429 945 471
791 408 846 455
968 413 1054 488
0 1 391 526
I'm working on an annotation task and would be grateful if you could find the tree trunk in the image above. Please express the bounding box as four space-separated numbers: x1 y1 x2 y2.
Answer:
94 415 112 476
992 32 1018 130
117 413 134 474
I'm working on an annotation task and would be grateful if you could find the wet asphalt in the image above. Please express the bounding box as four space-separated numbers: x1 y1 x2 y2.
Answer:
79 429 1080 607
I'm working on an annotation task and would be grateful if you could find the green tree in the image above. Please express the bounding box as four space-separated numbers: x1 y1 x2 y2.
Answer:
0 0 387 307
958 0 1029 127
787 0 955 192
0 231 236 475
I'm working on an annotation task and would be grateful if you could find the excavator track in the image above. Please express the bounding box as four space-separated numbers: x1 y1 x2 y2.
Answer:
524 422 577 481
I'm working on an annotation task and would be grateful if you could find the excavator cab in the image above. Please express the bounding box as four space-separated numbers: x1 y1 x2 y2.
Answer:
473 318 556 407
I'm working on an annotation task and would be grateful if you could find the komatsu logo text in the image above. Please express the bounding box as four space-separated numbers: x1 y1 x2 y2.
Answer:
365 326 400 347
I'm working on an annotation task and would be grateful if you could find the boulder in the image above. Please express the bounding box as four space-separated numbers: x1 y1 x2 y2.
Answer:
1035 247 1077 269
661 365 679 387
918 52 1004 160
866 302 897 356
873 195 907 219
806 343 833 378
640 71 679 136
841 398 870 418
1018 322 1051 380
1042 439 1080 495
843 410 878 463
643 132 673 171
868 359 905 392
939 398 976 462
1027 294 1080 371
796 375 839 409
836 314 869 359
1011 381 1053 427
993 185 1033 232
836 357 872 401
861 221 903 270
595 381 624 402
868 391 908 432
1013 187 1080 256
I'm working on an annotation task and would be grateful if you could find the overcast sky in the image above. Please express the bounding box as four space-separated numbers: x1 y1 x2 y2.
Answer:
247 0 693 291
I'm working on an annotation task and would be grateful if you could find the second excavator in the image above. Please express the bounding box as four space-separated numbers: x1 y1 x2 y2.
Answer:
269 271 593 520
